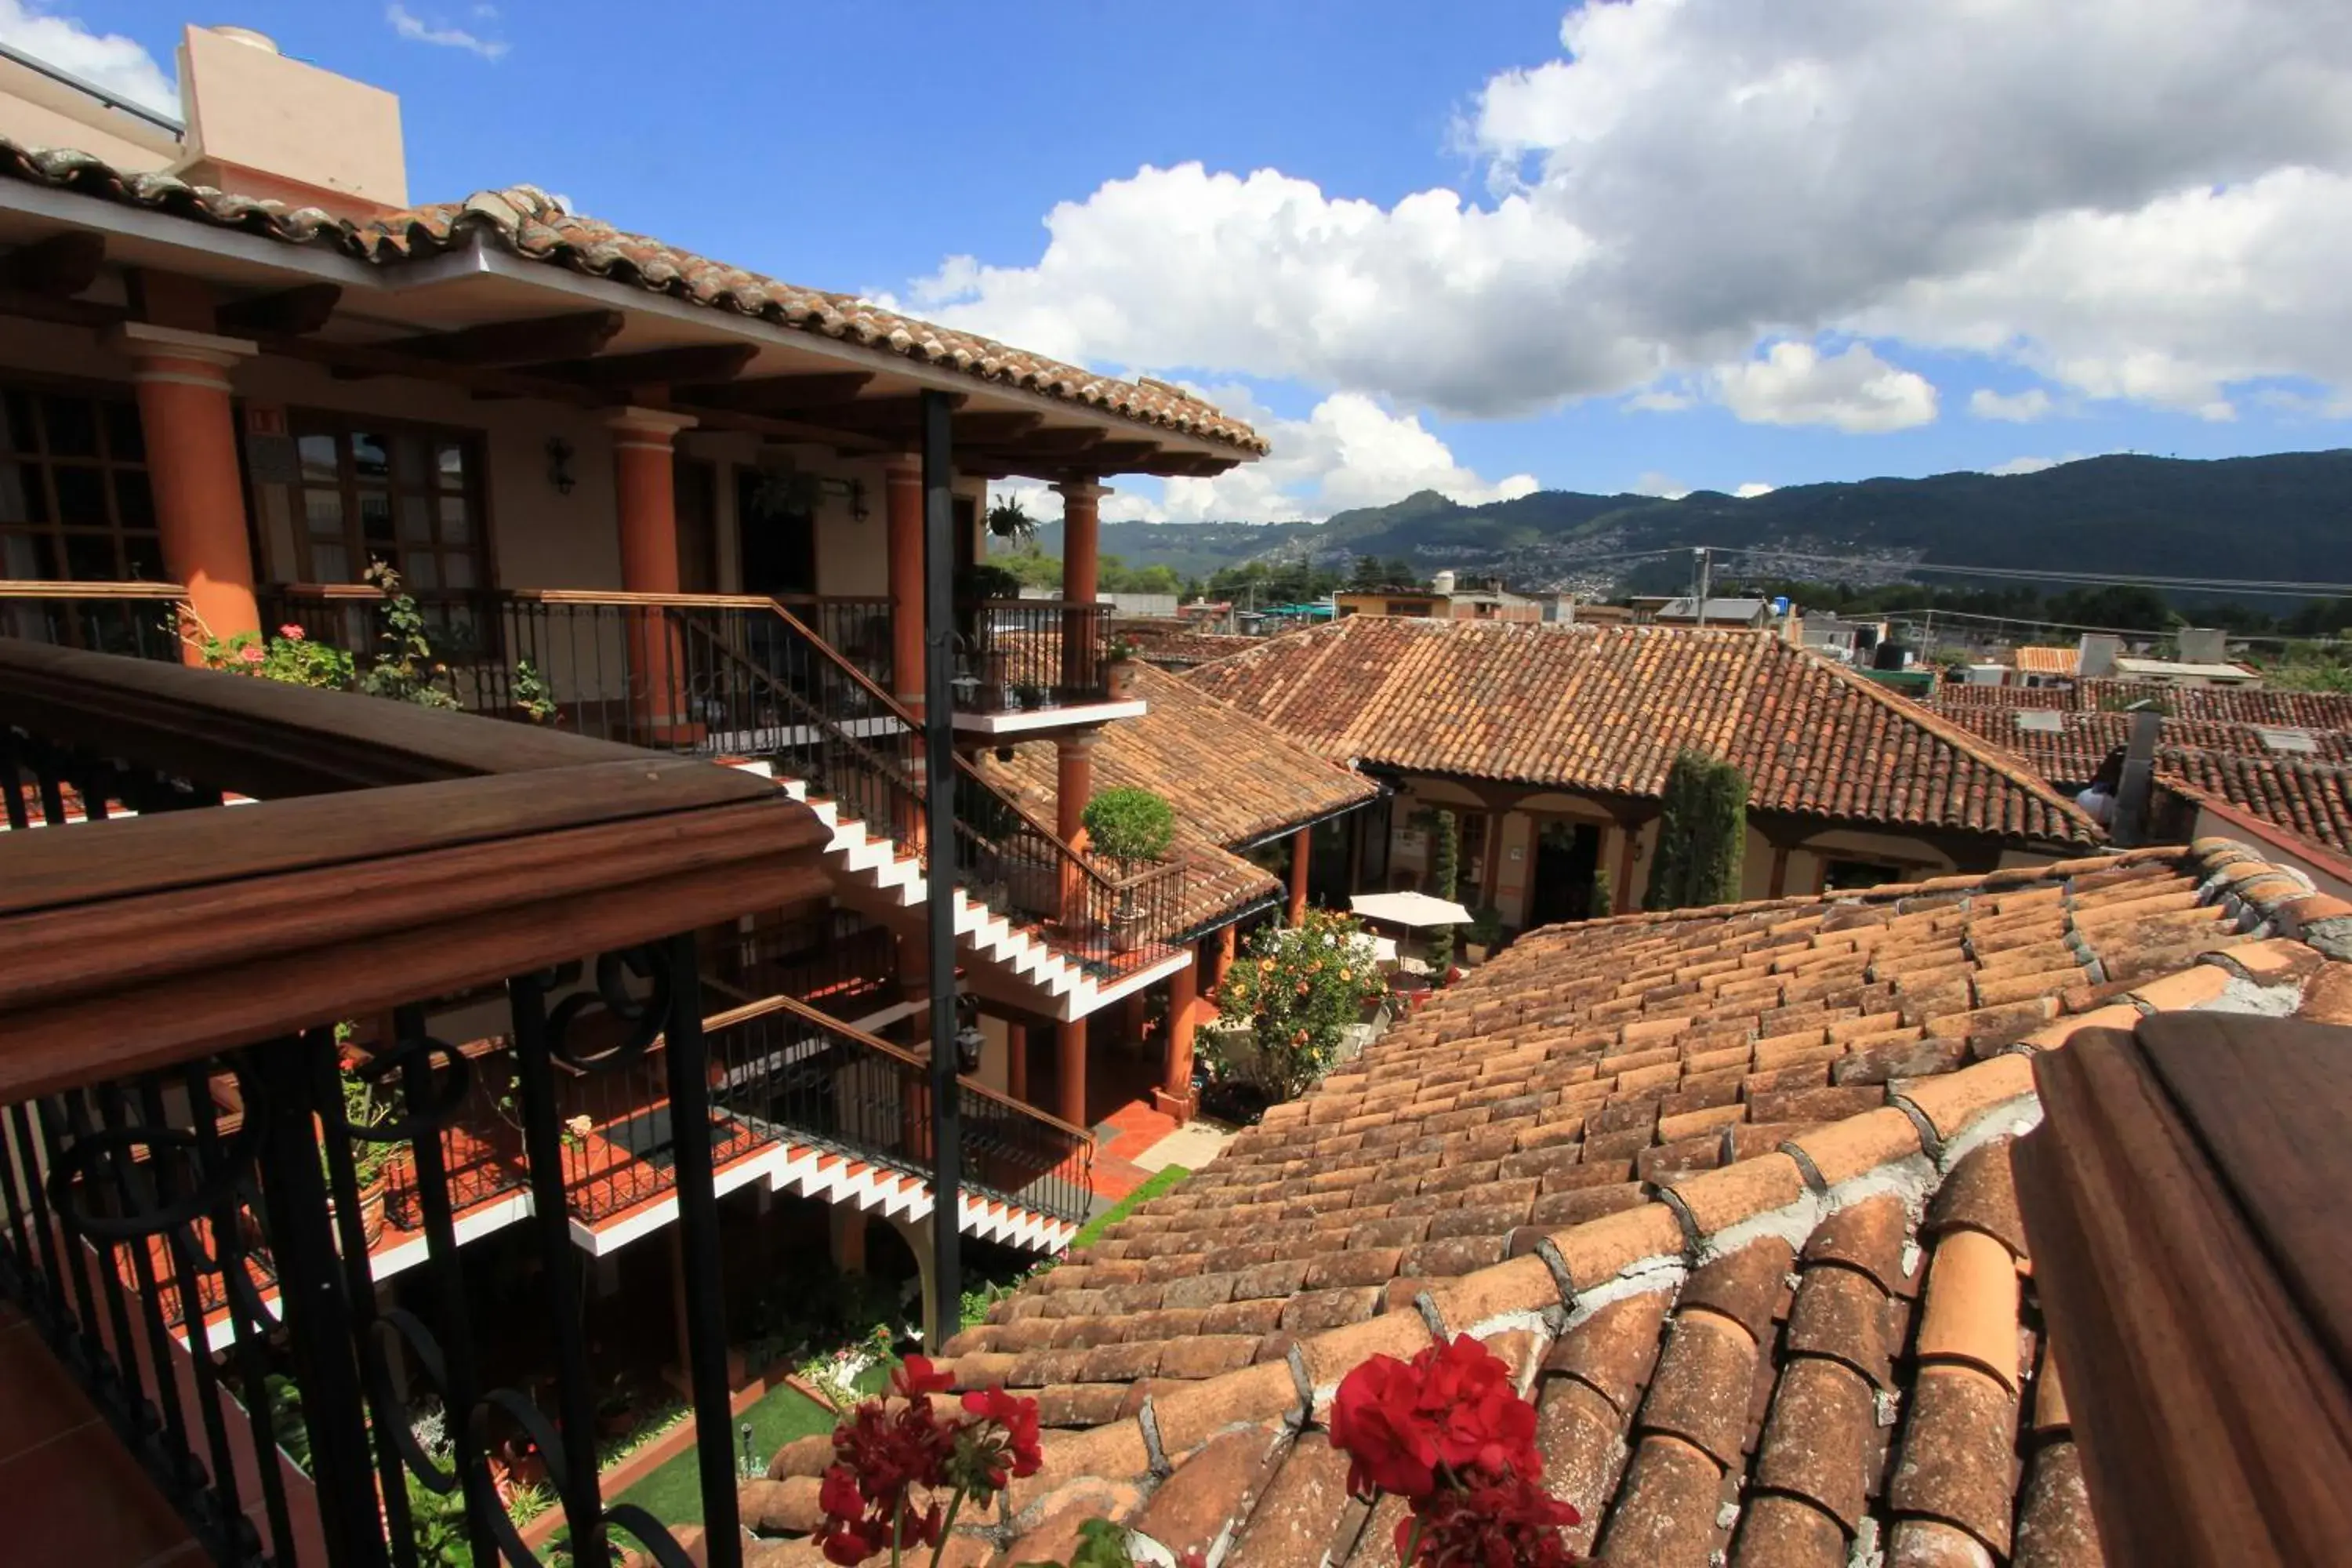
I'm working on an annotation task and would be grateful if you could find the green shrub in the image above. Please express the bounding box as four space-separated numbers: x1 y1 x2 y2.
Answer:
1646 751 1748 911
1081 787 1176 866
1590 866 1614 920
1424 808 1460 975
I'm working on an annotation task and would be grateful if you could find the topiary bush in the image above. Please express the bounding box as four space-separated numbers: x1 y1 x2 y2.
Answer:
1081 787 1176 869
1424 808 1460 976
1646 750 1749 911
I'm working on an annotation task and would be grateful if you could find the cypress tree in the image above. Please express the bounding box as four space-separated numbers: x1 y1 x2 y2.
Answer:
1426 808 1459 976
1647 752 1750 911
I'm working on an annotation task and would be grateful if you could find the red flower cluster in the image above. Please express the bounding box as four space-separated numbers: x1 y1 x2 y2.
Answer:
815 1356 1044 1567
1328 1336 1579 1567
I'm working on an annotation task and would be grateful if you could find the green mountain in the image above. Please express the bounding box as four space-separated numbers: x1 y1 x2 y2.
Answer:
1033 449 2352 595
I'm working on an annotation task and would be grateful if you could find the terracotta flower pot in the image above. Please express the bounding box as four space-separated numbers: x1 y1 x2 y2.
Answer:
1106 659 1140 699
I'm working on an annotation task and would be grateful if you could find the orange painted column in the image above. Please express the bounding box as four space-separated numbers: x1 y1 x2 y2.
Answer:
1056 1018 1087 1129
1288 825 1312 925
1159 953 1200 1118
609 408 698 738
885 454 925 713
111 324 260 659
1054 477 1106 693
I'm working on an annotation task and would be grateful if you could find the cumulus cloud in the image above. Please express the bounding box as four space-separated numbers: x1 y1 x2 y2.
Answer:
0 1 175 114
1633 472 1690 500
1987 456 2060 475
1714 342 1938 433
386 3 507 60
993 390 1536 524
906 0 2352 426
1734 482 1777 499
1969 387 2056 422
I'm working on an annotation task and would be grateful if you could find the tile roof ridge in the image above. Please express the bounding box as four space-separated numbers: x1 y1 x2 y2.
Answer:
1787 638 2107 844
1133 663 1376 826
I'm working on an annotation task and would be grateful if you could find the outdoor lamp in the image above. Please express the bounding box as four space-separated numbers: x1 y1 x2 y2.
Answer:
954 1021 986 1075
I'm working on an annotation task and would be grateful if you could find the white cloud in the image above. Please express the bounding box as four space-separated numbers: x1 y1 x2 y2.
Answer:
1987 456 2060 475
1625 388 1693 412
1969 387 2055 422
988 390 1534 524
902 0 2352 426
385 3 507 60
0 1 176 115
1714 342 1939 433
1734 482 1777 499
1634 471 1690 500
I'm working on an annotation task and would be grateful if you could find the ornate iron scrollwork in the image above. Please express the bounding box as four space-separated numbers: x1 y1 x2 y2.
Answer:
544 944 677 1073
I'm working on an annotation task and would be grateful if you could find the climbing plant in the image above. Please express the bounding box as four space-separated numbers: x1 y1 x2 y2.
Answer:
1646 751 1749 911
1424 808 1460 978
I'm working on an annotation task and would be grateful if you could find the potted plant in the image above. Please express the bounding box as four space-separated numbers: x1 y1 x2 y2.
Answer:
1461 906 1508 966
1105 635 1144 699
597 1374 640 1439
329 1048 398 1248
1082 788 1178 952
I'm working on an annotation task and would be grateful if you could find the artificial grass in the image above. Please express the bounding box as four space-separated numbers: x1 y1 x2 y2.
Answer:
1070 1163 1189 1252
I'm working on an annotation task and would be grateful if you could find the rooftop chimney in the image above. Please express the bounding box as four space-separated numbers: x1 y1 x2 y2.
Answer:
2177 627 2227 666
172 24 408 214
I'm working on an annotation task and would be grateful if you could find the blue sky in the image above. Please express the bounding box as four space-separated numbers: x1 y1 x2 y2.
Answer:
12 1 2352 521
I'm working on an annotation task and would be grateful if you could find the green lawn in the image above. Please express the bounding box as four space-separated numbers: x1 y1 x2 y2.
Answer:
609 1360 890 1531
1071 1164 1189 1251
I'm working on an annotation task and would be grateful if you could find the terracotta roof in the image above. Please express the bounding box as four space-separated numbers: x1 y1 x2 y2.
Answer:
1189 618 2100 846
1932 705 2352 788
0 139 1265 456
1936 677 2352 730
976 662 1376 933
734 839 2352 1567
2158 746 2352 856
2014 645 2080 676
1110 619 1264 670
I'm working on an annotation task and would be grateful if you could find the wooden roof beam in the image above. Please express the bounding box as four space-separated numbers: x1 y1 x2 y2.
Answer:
0 232 105 297
677 370 876 414
517 341 760 391
341 309 626 376
216 283 343 336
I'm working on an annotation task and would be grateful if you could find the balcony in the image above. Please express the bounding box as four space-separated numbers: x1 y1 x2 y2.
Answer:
0 639 1098 1568
953 598 1142 735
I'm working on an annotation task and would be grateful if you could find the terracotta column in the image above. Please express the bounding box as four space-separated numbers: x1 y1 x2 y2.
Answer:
1056 1018 1087 1129
609 408 698 737
1056 732 1097 925
1054 477 1107 694
110 324 260 658
885 454 925 713
1157 954 1200 1120
1005 1022 1028 1105
1288 825 1312 925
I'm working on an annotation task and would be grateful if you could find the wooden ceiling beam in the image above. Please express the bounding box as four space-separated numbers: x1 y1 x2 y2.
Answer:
676 370 876 414
517 341 760 390
216 283 343 336
339 310 626 377
0 232 105 297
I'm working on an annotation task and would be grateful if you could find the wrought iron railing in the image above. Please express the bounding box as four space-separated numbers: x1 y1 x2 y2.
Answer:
710 911 898 1017
254 584 1189 972
956 597 1112 712
550 992 1093 1227
0 641 1095 1568
0 578 187 663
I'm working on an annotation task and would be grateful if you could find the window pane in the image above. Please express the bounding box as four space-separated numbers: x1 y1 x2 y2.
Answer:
312 542 351 582
399 495 434 543
352 431 390 479
103 401 145 462
63 531 118 579
405 552 440 590
304 489 346 537
112 470 154 531
53 466 106 525
122 532 164 579
0 460 37 523
2 529 55 577
438 495 474 542
299 433 341 483
0 392 33 453
359 492 394 547
390 434 426 486
441 550 475 588
436 441 470 487
42 396 97 457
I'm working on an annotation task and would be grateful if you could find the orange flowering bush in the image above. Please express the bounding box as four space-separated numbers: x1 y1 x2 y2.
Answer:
1210 909 1388 1101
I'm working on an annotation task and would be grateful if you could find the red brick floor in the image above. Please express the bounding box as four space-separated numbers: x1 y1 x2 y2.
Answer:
0 1300 202 1568
1089 1100 1180 1201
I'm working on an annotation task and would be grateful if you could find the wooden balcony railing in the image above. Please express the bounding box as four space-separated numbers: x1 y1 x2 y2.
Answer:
0 578 187 665
0 642 1094 1568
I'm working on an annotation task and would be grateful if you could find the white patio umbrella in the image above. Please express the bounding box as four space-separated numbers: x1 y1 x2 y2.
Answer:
1349 891 1475 928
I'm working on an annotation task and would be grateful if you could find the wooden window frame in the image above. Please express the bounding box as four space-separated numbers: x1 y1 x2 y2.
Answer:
0 376 162 585
279 410 495 596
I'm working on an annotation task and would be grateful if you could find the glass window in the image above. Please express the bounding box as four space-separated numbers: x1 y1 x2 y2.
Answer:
281 418 491 612
0 385 156 586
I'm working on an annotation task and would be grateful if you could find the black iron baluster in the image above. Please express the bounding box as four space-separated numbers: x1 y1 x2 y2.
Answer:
49 1091 145 1413
244 1031 395 1568
4 1101 67 1325
89 1084 196 1477
181 1058 301 1566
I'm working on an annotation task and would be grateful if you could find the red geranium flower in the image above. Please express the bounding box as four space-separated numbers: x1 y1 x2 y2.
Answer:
1331 1335 1534 1503
893 1355 954 1400
1399 1473 1580 1568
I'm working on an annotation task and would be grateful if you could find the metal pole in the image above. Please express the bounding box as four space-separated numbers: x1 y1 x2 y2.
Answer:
1693 547 1711 629
919 390 964 1337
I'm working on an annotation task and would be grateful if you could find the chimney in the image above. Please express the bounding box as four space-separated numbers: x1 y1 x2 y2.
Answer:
2078 632 2122 679
172 25 408 215
2177 626 2227 666
2111 705 2162 847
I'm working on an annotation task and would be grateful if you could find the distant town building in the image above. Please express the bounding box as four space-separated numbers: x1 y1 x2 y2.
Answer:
1332 568 1543 623
1635 595 1774 628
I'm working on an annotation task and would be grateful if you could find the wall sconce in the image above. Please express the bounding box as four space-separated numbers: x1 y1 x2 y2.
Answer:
545 436 577 496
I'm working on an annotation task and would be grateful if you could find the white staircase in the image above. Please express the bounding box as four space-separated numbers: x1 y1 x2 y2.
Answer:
730 761 1189 1022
